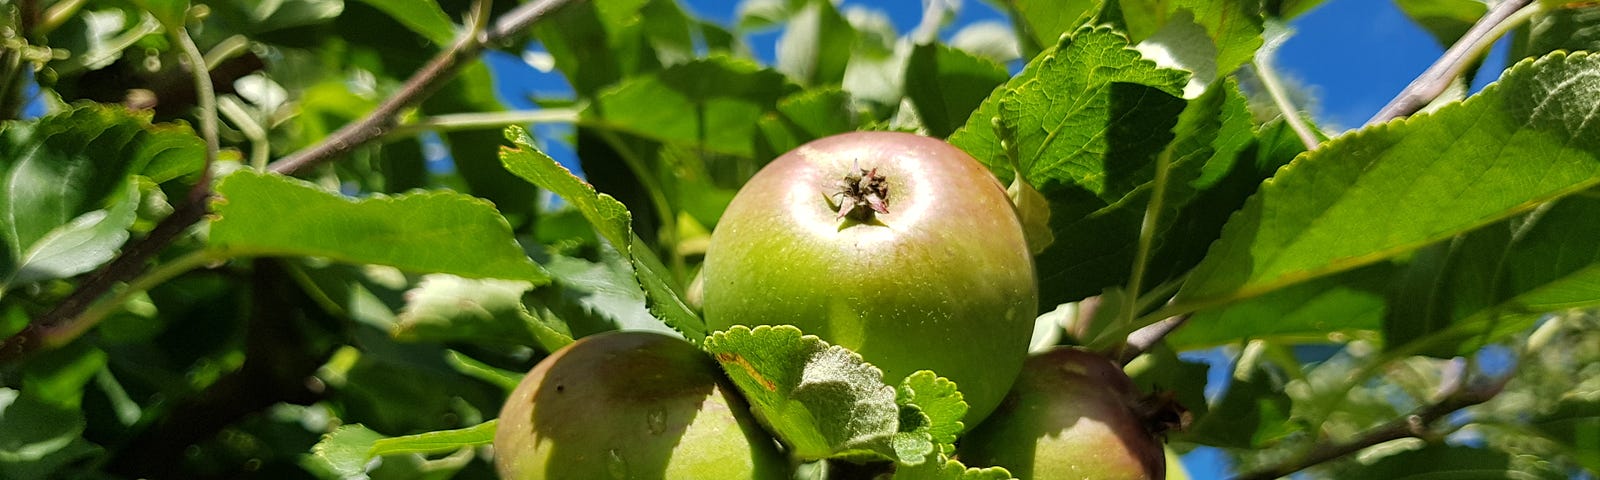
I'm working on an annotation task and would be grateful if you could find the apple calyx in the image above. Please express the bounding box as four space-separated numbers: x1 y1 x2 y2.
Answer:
834 166 889 220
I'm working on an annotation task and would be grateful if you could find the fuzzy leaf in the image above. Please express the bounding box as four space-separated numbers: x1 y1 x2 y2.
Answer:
1176 52 1600 312
892 453 1016 480
209 171 548 283
702 325 900 461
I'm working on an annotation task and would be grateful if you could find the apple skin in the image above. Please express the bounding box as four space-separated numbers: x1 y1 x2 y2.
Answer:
494 331 788 480
701 131 1038 428
956 348 1165 480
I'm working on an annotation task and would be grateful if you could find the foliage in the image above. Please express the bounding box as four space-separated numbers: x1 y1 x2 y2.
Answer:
0 0 1596 478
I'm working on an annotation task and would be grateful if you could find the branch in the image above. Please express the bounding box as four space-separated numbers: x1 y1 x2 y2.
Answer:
0 0 581 363
1367 0 1537 124
1232 371 1511 480
1116 314 1190 365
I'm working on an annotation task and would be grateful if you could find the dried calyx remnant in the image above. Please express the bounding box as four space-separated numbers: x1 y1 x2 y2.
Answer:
833 165 889 221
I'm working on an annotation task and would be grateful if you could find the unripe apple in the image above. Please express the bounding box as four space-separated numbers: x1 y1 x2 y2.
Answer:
702 131 1039 428
956 348 1166 480
494 331 788 479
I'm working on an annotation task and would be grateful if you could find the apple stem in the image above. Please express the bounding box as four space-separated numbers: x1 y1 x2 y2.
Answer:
834 167 890 221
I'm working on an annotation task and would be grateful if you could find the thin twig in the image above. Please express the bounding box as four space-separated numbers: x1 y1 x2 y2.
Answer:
1233 373 1512 480
0 0 582 363
1252 59 1320 151
1368 0 1536 124
1117 314 1190 365
172 26 220 204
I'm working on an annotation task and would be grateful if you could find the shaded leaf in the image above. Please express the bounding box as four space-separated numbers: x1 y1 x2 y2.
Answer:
904 43 1010 138
1531 396 1600 471
351 0 455 46
0 106 203 287
209 170 549 283
590 56 796 158
1176 52 1600 312
702 325 900 461
1171 263 1390 349
1342 444 1565 479
1396 0 1489 47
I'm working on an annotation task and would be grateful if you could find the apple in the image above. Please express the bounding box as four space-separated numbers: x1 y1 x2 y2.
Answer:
494 331 788 479
701 131 1038 427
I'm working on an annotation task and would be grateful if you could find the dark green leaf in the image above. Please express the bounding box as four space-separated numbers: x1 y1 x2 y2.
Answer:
905 43 1010 138
1176 52 1600 313
0 388 91 479
1183 352 1295 448
1388 193 1600 356
1518 7 1600 61
1171 263 1390 349
208 170 549 282
1396 0 1489 47
5 180 137 287
131 0 189 29
702 325 900 461
351 0 455 46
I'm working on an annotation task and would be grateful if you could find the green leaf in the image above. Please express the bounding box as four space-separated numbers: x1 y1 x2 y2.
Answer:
1396 0 1489 47
1388 192 1600 356
369 420 497 457
1531 397 1600 471
1342 444 1566 479
392 274 573 353
5 180 138 287
1175 52 1600 312
892 453 1016 480
0 388 91 479
702 325 900 461
904 43 1010 138
351 0 455 46
896 371 966 450
1168 0 1265 77
208 170 549 283
1182 353 1295 448
131 0 189 29
0 106 203 287
776 0 855 86
307 424 387 478
1171 263 1390 349
1518 8 1600 62
952 26 1188 199
443 350 524 392
499 127 707 340
1005 0 1102 54
590 56 796 158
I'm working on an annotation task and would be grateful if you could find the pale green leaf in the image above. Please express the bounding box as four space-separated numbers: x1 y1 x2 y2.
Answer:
352 0 455 46
590 56 796 158
500 127 707 340
702 325 900 461
307 424 385 479
1531 397 1600 471
392 274 573 353
6 180 137 286
208 170 548 283
1176 52 1600 312
368 420 497 457
776 0 855 86
1006 0 1101 54
896 371 966 449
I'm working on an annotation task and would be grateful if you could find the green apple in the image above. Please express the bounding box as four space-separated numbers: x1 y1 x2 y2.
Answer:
957 347 1166 480
702 131 1038 428
494 331 788 479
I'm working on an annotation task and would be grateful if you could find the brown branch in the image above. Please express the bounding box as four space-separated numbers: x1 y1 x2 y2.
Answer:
0 0 581 363
1368 0 1534 124
1232 373 1511 480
